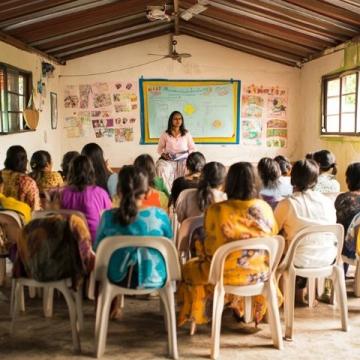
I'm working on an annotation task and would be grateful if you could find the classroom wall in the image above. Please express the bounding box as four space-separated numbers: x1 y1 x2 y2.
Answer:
300 50 357 190
0 41 63 169
59 35 302 167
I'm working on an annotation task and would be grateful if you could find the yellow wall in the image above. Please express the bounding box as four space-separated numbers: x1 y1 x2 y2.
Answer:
300 50 359 190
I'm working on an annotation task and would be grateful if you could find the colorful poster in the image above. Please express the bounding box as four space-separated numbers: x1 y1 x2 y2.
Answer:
241 119 262 146
241 84 288 147
64 86 79 108
63 81 138 141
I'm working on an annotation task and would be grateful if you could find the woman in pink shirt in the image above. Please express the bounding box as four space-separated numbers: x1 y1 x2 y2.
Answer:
156 111 196 192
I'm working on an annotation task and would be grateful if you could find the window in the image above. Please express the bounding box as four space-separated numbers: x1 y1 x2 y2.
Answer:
0 63 32 134
322 68 359 135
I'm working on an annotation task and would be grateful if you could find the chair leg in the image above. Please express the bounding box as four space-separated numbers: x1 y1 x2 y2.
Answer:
244 296 253 323
332 266 349 332
316 277 325 298
94 286 104 349
265 278 284 350
28 286 36 299
74 289 84 331
159 285 178 360
43 287 54 318
95 287 112 358
354 260 360 298
284 271 296 340
0 258 6 286
210 285 225 360
10 280 20 334
10 280 25 314
307 278 316 308
57 282 81 353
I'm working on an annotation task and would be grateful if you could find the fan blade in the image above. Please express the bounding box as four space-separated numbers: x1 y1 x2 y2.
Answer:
179 53 191 58
147 53 167 56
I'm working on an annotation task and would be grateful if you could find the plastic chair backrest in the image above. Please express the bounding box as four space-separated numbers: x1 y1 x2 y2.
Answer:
0 210 24 246
176 215 204 251
322 192 340 204
281 224 344 270
208 236 285 286
32 209 89 227
94 236 181 284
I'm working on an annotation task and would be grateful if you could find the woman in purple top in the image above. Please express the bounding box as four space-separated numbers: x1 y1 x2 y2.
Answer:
60 155 112 243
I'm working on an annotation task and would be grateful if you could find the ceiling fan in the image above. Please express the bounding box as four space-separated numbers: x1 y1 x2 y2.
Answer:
148 38 191 63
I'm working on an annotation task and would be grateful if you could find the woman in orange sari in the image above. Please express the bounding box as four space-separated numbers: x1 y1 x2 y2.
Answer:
178 162 279 332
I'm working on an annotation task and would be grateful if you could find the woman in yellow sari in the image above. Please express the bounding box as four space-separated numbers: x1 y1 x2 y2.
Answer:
178 162 279 331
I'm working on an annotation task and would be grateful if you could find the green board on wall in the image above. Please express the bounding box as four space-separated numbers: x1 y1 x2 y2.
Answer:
139 79 241 144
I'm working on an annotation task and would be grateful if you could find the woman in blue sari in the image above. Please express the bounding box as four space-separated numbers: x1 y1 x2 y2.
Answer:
94 165 172 294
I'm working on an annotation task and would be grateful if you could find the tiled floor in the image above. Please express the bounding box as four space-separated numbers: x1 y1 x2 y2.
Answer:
1 280 360 360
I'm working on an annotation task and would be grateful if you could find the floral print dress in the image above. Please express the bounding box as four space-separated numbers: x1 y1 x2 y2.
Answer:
1 169 40 211
178 199 279 326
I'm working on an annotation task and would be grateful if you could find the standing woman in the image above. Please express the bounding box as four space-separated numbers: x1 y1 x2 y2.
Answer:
81 143 112 194
156 111 196 193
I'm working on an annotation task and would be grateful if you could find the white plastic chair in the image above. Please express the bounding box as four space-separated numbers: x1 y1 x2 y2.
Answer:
93 236 181 359
341 212 360 297
11 277 81 352
176 215 204 263
0 210 24 286
10 210 86 329
278 224 348 340
208 236 285 359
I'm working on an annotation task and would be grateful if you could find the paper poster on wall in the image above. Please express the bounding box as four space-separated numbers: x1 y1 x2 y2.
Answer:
64 86 79 108
241 84 288 147
62 81 138 141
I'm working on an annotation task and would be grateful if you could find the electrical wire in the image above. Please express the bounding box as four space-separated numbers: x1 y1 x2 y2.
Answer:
58 57 166 78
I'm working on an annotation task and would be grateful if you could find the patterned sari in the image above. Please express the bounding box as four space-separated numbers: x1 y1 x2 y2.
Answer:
178 199 279 326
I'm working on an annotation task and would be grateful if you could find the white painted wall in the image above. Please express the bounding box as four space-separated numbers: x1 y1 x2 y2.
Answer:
300 50 358 190
60 35 302 167
0 41 64 169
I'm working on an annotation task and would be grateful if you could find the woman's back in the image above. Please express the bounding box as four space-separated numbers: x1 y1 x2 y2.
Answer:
61 185 111 241
1 169 40 211
95 207 172 288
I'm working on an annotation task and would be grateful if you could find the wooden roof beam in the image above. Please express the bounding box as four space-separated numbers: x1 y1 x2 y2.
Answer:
29 13 146 47
185 15 316 55
0 0 118 30
181 27 299 66
285 0 360 26
0 30 64 64
54 23 172 58
46 21 168 53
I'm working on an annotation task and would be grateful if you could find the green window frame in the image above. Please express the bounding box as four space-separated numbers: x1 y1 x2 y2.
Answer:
0 62 32 134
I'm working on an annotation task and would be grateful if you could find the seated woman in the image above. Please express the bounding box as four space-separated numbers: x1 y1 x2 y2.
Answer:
1 146 40 211
275 159 337 267
175 161 226 223
170 151 206 206
312 150 340 193
0 172 31 224
60 151 80 182
258 158 291 209
156 111 196 193
274 155 293 192
94 166 172 315
14 212 94 285
178 162 278 331
134 154 168 211
335 162 360 259
81 143 112 195
60 155 112 243
30 150 63 192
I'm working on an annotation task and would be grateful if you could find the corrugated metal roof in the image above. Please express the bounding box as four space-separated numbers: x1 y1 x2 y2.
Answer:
0 0 359 66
